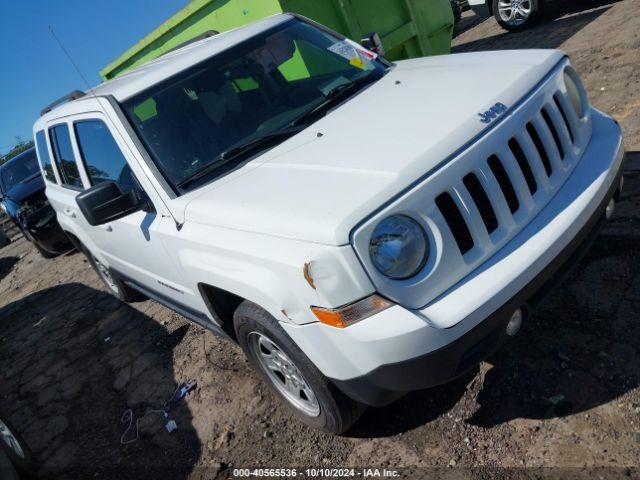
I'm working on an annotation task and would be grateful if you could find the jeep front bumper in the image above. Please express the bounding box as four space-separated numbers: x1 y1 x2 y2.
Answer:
281 109 625 406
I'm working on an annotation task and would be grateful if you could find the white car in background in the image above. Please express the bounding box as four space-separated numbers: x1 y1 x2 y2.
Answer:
33 13 624 433
469 0 544 31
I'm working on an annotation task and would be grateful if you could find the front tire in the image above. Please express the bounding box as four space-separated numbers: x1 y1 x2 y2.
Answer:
233 301 364 434
493 0 542 32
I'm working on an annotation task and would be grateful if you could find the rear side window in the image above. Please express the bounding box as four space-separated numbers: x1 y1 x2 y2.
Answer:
35 130 56 182
74 120 137 193
49 124 83 189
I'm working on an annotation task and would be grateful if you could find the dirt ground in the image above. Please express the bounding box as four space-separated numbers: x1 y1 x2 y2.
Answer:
2 0 640 478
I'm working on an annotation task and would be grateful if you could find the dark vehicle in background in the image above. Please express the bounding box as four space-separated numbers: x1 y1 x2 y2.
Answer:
450 0 468 22
0 147 70 257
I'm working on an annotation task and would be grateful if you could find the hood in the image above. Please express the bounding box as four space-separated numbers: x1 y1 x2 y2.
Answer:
5 172 44 204
184 49 565 245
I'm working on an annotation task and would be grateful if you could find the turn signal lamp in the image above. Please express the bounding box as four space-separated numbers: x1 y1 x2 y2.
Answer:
311 295 393 328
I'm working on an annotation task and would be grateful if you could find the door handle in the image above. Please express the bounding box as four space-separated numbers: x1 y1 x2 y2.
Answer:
100 224 113 232
63 208 76 218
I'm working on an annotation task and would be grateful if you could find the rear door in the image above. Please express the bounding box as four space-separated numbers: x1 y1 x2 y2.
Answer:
34 122 92 246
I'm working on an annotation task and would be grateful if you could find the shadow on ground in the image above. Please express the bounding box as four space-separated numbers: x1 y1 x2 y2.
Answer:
0 256 18 282
469 152 640 427
349 152 640 437
453 0 621 51
0 283 201 478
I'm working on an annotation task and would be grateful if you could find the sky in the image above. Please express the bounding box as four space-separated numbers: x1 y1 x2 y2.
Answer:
0 0 187 155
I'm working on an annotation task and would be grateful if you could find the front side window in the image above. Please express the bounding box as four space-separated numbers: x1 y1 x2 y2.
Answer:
0 149 40 192
122 18 387 193
49 124 83 189
35 130 56 182
74 120 137 194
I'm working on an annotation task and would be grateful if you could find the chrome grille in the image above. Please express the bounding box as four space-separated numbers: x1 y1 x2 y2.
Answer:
437 88 584 256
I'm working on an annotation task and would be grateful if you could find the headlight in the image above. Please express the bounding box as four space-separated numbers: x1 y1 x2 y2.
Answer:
369 215 428 279
563 67 586 118
0 202 6 214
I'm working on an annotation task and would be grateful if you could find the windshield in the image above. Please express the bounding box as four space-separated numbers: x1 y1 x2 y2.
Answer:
122 18 387 194
1 149 40 193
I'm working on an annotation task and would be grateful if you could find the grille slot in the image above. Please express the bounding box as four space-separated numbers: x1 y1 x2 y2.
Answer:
488 155 519 214
436 192 474 255
463 173 498 234
526 122 552 176
541 107 565 160
553 94 575 144
508 138 538 195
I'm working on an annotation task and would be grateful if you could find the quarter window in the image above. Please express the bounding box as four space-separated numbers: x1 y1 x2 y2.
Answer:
35 130 56 182
74 120 137 193
49 124 83 189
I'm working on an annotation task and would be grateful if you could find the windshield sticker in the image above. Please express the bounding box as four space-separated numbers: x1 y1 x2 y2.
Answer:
327 39 377 66
349 57 365 70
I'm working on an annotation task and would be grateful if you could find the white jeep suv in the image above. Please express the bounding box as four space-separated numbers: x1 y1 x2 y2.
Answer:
33 13 624 433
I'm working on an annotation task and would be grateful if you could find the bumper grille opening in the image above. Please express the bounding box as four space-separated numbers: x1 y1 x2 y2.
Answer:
488 154 520 214
554 94 575 144
526 122 553 176
436 192 474 255
541 106 565 161
463 173 498 234
508 138 538 195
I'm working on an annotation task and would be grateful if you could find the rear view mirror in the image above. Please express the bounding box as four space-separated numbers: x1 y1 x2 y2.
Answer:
361 32 384 56
76 181 146 226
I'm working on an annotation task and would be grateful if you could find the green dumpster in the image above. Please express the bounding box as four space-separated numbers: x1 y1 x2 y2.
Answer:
100 0 454 80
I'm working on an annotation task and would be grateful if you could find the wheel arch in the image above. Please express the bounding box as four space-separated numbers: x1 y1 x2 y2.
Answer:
198 283 245 341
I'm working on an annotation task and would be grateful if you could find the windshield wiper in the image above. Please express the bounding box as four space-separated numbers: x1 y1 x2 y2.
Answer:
177 126 304 189
290 70 384 128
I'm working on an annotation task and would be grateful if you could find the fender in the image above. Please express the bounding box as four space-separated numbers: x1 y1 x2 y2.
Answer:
169 222 375 326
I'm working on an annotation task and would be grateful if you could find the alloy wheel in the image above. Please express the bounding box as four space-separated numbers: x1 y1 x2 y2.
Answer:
92 255 119 294
0 419 25 459
248 332 320 417
497 0 532 26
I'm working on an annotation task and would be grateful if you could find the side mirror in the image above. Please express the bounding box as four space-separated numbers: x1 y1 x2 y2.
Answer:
361 32 385 56
76 181 146 226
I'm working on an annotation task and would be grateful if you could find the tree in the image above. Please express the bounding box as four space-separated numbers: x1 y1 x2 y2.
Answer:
0 140 35 166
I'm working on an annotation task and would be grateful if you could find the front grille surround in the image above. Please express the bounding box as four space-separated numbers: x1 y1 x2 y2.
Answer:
351 60 593 310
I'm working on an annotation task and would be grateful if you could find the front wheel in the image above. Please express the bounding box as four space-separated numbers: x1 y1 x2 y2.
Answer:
234 301 364 434
493 0 543 32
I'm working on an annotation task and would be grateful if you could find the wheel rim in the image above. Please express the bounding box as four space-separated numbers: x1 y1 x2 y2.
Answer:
498 0 532 26
0 420 25 459
92 255 118 294
248 332 320 417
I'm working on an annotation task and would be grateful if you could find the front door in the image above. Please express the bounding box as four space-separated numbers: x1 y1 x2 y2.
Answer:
70 115 197 309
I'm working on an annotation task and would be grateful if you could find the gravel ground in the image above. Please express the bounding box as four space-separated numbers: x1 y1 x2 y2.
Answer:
1 1 640 478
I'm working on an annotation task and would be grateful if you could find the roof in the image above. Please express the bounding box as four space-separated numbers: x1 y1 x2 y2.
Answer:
91 13 290 102
37 14 291 126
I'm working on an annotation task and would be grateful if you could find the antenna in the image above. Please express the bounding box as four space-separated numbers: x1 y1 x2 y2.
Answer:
46 26 117 130
44 25 106 116
48 25 94 93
